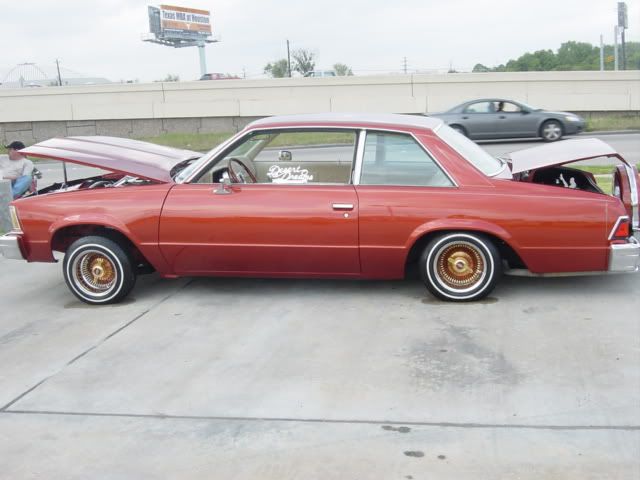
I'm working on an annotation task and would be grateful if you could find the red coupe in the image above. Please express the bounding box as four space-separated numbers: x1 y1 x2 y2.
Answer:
1 113 638 304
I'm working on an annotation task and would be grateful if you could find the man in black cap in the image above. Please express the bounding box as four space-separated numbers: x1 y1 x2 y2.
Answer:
1 141 34 198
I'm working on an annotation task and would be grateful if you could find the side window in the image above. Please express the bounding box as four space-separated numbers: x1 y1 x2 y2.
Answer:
254 130 356 184
193 129 356 184
464 101 494 113
360 132 454 187
502 102 521 113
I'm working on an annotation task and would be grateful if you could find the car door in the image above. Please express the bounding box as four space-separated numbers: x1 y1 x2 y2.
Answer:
494 101 537 137
458 101 498 138
159 129 360 277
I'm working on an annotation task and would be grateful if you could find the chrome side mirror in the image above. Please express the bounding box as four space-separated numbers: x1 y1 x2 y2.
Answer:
278 150 292 162
214 175 232 195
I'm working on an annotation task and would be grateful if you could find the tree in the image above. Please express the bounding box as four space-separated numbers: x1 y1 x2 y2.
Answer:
292 48 316 75
264 59 289 78
333 63 353 76
162 73 180 82
472 63 490 72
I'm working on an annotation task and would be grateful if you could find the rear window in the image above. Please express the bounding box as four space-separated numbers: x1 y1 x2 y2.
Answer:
436 124 506 177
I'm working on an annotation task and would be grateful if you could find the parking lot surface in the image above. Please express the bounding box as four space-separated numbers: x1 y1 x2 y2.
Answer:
0 256 639 479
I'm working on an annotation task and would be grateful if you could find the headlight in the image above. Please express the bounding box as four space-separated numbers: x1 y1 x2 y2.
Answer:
565 115 581 122
9 206 23 232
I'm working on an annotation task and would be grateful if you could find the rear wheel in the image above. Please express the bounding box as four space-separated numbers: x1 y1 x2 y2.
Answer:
63 236 136 305
541 120 563 142
420 233 501 301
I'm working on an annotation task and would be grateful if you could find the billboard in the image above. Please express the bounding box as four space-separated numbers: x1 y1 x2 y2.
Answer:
148 5 212 40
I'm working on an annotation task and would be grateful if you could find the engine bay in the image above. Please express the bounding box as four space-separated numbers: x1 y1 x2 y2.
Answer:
33 173 153 195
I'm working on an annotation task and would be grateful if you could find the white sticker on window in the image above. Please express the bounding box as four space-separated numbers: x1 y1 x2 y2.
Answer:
267 165 314 184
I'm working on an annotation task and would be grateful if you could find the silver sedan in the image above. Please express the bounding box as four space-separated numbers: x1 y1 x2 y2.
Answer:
428 98 585 142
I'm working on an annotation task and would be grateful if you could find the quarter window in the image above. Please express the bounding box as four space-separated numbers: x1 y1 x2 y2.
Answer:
359 132 453 187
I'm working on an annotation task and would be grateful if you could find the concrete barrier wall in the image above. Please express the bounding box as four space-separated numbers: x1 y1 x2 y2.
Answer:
1 71 638 144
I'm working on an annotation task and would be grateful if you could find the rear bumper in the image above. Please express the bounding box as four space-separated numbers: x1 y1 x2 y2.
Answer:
0 233 25 260
609 237 640 273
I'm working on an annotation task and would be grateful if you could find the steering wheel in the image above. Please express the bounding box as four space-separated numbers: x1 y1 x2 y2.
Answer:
227 157 257 184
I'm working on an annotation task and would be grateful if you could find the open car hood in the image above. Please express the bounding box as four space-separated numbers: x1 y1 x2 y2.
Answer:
21 136 202 183
507 138 624 174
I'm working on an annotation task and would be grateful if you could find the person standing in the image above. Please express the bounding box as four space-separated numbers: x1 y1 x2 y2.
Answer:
1 141 34 199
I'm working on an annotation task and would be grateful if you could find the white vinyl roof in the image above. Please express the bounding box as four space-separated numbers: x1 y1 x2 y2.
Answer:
248 113 443 130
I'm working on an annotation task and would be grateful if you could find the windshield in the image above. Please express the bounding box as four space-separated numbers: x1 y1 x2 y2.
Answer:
174 131 246 183
435 124 511 178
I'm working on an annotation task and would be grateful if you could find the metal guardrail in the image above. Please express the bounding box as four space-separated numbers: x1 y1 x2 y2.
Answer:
0 180 12 232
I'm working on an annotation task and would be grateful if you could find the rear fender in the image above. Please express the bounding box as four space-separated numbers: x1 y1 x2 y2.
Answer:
405 218 518 251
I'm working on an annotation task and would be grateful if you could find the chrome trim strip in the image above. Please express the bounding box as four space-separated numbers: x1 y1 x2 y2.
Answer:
352 129 366 186
608 215 630 240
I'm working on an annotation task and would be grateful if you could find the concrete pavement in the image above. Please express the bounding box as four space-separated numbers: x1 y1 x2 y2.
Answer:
0 255 639 479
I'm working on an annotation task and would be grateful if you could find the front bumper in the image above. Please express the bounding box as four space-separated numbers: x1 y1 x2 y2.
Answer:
564 120 585 135
0 233 25 260
609 237 640 273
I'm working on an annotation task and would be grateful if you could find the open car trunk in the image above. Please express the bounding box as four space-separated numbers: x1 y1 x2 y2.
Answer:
506 138 640 233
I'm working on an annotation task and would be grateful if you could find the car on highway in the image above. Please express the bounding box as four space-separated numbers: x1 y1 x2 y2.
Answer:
428 98 585 142
199 73 242 80
1 113 638 305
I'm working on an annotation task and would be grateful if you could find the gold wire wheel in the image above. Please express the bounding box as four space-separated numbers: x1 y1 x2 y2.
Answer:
74 251 117 294
435 242 485 290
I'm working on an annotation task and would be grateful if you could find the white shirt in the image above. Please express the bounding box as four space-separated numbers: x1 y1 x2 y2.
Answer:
0 155 34 179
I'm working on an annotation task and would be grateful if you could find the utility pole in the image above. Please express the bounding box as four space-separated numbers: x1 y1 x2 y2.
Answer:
402 57 408 74
287 39 292 77
614 25 619 70
55 58 62 86
618 2 628 70
599 35 604 71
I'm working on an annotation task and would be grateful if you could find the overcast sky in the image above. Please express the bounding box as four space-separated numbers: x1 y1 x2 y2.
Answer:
1 0 639 82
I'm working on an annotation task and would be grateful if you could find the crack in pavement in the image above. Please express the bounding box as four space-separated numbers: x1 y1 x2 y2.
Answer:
1 409 638 431
0 280 194 412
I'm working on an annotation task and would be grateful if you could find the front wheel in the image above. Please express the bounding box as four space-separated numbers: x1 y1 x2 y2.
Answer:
540 120 563 142
63 236 136 305
420 233 501 302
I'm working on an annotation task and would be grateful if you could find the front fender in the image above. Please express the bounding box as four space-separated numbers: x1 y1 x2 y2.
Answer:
48 214 138 247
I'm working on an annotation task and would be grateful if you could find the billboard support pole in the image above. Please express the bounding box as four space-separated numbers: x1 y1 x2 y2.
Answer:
198 42 207 77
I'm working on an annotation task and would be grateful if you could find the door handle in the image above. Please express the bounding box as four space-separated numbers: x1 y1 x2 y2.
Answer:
332 203 354 211
499 115 507 119
461 116 469 119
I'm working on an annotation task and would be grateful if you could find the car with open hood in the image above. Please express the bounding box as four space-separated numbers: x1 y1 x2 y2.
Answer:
0 113 638 304
428 98 585 141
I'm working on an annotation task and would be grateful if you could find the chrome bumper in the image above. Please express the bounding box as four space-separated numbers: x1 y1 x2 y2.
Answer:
609 237 640 273
0 233 25 260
